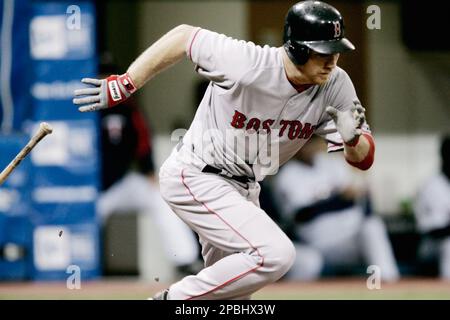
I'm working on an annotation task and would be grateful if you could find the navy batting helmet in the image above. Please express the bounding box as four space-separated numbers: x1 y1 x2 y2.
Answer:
283 1 355 65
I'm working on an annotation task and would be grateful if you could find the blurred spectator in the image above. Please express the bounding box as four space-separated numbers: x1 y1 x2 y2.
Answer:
96 53 200 275
414 135 450 280
273 135 399 282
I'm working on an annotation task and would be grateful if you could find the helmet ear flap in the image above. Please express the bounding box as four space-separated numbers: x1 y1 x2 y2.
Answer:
284 40 310 65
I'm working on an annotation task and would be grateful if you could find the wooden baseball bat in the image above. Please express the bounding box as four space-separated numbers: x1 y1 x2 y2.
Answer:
0 122 53 185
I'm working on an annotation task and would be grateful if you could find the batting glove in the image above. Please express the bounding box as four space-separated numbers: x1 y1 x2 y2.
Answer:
326 100 366 146
73 73 137 112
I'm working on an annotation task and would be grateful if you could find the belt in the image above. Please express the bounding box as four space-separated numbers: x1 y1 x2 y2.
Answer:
202 165 254 184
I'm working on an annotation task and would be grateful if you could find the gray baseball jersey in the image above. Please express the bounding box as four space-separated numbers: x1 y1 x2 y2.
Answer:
179 28 369 181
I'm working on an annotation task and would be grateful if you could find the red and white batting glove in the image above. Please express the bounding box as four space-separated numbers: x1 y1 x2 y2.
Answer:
73 73 137 112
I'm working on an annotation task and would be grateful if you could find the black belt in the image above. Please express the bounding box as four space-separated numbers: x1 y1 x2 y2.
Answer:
202 165 254 184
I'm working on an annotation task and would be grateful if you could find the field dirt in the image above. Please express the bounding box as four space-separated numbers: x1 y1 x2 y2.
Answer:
1 277 449 300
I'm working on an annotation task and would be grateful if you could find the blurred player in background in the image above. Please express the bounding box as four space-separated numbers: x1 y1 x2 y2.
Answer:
96 53 200 276
414 135 450 280
74 1 377 300
274 136 399 282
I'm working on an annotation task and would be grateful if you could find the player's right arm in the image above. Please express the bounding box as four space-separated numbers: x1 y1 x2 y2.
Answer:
127 24 197 89
73 24 197 112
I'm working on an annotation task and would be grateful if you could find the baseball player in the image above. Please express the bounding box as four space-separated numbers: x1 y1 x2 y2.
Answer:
73 1 375 300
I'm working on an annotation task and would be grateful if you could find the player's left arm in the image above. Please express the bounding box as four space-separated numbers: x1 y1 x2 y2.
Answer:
326 102 375 171
342 130 375 171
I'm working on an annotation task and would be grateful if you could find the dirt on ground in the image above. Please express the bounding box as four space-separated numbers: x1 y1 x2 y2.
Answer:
1 277 449 300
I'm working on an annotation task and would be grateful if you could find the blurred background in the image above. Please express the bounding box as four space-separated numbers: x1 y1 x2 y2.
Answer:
0 0 449 299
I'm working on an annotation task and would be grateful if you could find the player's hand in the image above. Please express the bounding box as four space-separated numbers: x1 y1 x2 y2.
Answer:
326 100 366 146
73 73 137 112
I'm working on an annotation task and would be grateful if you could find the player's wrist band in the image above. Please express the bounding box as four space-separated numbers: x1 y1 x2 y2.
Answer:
345 133 375 170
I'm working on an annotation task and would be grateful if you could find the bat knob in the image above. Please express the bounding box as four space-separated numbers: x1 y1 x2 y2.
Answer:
40 122 53 134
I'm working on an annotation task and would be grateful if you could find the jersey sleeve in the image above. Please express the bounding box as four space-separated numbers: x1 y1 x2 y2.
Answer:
186 28 262 88
315 68 372 153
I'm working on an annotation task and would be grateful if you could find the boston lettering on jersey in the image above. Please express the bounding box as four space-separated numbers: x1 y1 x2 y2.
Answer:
230 110 316 140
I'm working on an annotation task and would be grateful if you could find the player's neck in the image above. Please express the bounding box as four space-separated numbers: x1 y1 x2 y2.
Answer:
288 80 314 93
281 49 314 93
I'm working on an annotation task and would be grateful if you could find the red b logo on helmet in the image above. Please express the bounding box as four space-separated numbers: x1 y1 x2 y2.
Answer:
333 21 341 38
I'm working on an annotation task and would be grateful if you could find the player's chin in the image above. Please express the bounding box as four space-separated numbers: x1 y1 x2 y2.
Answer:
313 74 330 84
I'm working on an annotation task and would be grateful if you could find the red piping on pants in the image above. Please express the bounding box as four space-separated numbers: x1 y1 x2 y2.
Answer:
180 168 265 300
